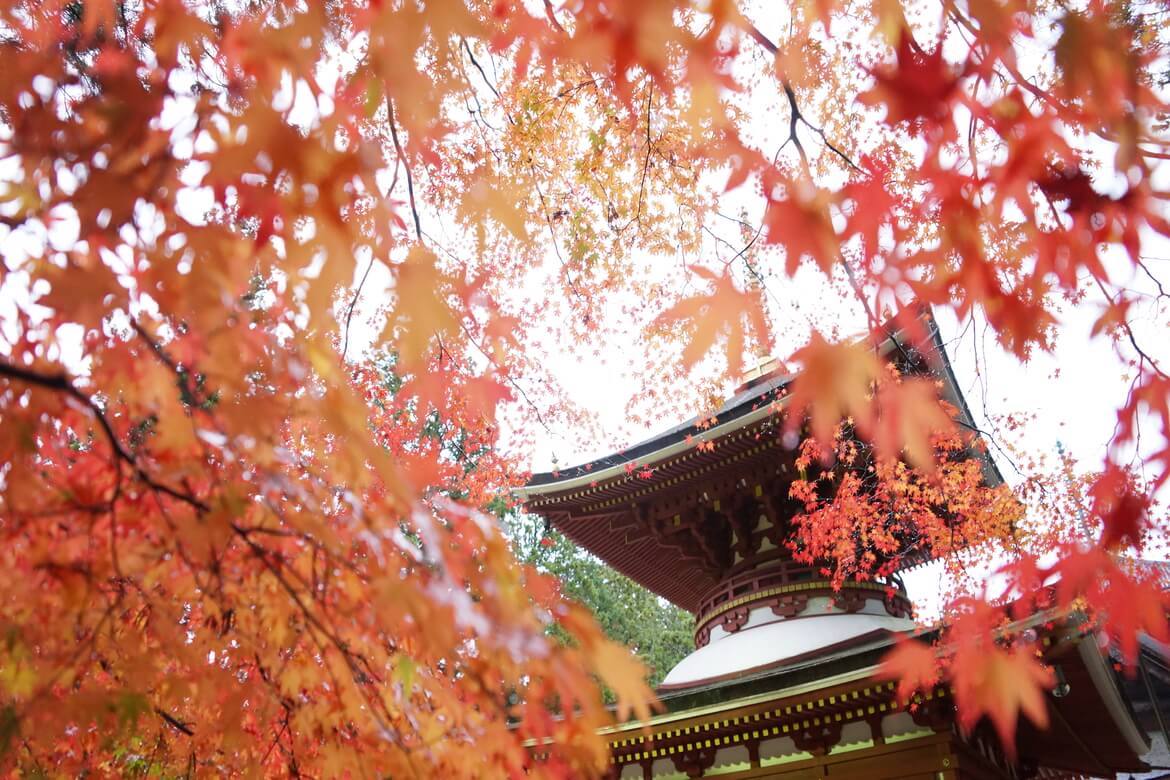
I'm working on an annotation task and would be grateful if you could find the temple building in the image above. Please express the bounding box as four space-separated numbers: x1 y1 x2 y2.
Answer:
520 312 1160 779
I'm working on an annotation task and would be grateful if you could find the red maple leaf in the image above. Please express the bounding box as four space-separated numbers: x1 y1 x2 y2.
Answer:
839 155 900 266
1054 547 1169 665
1090 467 1149 551
861 32 962 125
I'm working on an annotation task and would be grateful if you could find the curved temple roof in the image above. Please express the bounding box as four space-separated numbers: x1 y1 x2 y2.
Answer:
519 306 999 502
519 306 1003 613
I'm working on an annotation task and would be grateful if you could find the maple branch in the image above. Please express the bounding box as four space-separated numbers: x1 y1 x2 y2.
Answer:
387 99 423 241
455 45 588 307
542 0 567 33
701 222 783 314
461 38 502 100
0 360 209 513
740 16 885 338
459 322 557 437
1093 277 1169 381
260 712 291 769
525 181 586 302
951 0 1170 166
1136 257 1170 301
634 82 653 227
156 707 195 736
742 17 860 172
131 319 208 409
230 524 407 752
536 78 602 109
781 82 810 175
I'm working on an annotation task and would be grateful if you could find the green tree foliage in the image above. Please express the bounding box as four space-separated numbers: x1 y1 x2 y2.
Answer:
502 511 694 690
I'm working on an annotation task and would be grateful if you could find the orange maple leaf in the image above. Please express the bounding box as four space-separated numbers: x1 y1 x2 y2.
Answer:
591 640 658 723
784 333 880 446
654 266 770 375
952 645 1052 756
383 247 461 371
872 378 957 471
879 637 939 703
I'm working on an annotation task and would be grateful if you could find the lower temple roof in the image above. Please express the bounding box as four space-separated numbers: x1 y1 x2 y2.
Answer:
601 617 1150 779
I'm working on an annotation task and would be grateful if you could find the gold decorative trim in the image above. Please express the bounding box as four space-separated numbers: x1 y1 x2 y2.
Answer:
577 435 781 513
522 411 784 508
608 682 955 764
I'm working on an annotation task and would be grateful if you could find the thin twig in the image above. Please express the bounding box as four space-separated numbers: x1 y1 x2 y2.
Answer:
634 82 653 226
342 254 377 360
387 99 422 241
460 38 502 100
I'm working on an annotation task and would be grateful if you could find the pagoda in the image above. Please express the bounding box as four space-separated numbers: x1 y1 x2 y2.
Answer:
520 310 1155 779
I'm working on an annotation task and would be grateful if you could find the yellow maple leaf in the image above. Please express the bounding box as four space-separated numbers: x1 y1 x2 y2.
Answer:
383 247 461 371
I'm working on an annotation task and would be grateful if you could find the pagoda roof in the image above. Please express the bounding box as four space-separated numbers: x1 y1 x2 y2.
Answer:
518 307 1002 612
520 305 999 503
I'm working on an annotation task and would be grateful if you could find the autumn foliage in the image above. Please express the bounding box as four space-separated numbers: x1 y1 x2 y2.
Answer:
0 0 1169 775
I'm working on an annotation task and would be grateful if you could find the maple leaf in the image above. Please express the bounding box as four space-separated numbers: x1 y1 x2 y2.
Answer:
784 333 880 446
861 32 961 125
997 553 1050 621
590 640 657 723
1089 469 1149 551
383 247 461 371
1053 547 1169 665
879 638 939 703
839 156 900 265
36 255 127 331
951 645 1053 756
653 265 770 375
1090 298 1133 338
1099 566 1170 665
1115 372 1170 491
763 180 839 275
871 378 956 471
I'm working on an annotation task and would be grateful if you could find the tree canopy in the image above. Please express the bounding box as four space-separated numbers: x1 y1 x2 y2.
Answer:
0 0 1169 776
